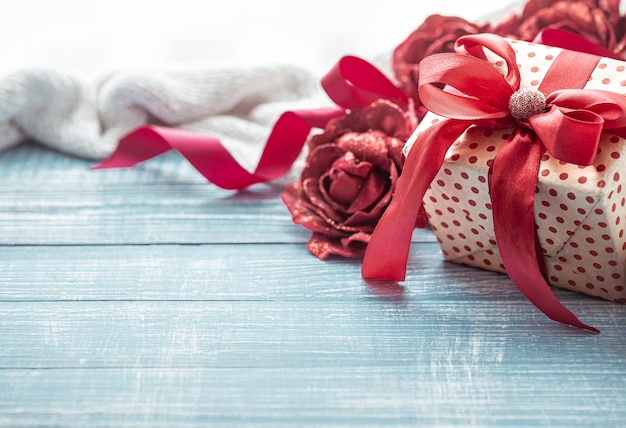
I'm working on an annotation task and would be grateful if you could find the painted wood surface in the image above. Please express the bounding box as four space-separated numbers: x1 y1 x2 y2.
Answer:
1 144 626 427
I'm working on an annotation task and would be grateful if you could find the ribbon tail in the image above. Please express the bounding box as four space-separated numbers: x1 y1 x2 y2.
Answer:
491 129 599 333
362 119 470 281
93 107 343 190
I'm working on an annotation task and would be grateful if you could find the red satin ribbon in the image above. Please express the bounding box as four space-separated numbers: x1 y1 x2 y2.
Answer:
92 109 341 190
363 33 626 332
533 28 625 61
321 55 410 110
93 56 408 190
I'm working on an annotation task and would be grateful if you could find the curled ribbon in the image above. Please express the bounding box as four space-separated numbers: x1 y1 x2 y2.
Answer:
93 56 408 190
363 33 626 333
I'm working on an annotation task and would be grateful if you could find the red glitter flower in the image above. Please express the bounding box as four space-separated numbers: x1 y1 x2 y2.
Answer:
280 99 417 259
492 0 626 56
391 14 489 118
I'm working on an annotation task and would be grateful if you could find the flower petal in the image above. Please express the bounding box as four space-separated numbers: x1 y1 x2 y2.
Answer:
346 168 387 214
307 232 368 259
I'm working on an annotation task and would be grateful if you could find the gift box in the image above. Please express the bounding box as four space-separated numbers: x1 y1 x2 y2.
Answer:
362 33 626 331
409 37 626 303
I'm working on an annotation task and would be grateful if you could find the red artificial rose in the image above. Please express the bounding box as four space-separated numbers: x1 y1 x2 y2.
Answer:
391 14 489 117
492 0 626 56
280 99 417 259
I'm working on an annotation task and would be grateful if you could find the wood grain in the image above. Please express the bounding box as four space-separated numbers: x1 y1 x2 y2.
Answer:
0 145 435 245
1 144 625 427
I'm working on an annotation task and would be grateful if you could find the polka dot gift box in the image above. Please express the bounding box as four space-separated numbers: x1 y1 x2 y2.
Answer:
363 33 626 331
422 123 626 301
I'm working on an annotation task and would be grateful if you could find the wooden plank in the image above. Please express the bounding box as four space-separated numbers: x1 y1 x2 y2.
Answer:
1 296 625 426
0 198 433 244
1 242 622 329
1 298 624 369
0 143 211 184
0 145 436 245
0 243 509 301
0 183 310 245
3 144 626 427
1 366 624 427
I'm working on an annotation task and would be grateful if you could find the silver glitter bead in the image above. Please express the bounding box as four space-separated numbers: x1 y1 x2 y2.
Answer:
508 87 547 120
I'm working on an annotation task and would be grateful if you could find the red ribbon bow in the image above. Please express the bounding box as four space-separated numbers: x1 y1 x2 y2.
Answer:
363 33 626 333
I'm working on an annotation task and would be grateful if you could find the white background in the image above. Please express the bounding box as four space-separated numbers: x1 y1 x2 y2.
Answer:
0 0 519 78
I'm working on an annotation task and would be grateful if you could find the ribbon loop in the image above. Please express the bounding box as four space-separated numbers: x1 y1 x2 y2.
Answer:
547 89 626 128
418 54 514 119
321 55 409 110
455 33 521 89
529 105 603 165
528 89 626 165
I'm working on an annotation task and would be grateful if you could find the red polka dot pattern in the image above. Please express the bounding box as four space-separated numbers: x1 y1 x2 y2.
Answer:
418 42 626 302
587 58 626 95
424 127 506 274
423 127 626 302
488 41 557 86
416 38 626 303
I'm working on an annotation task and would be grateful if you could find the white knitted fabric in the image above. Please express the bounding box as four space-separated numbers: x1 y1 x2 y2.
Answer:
0 64 325 154
0 0 525 184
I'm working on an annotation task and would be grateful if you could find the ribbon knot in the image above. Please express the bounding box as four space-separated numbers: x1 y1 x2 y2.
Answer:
363 33 626 333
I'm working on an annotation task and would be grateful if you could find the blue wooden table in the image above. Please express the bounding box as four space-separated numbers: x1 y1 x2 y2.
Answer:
1 143 626 427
